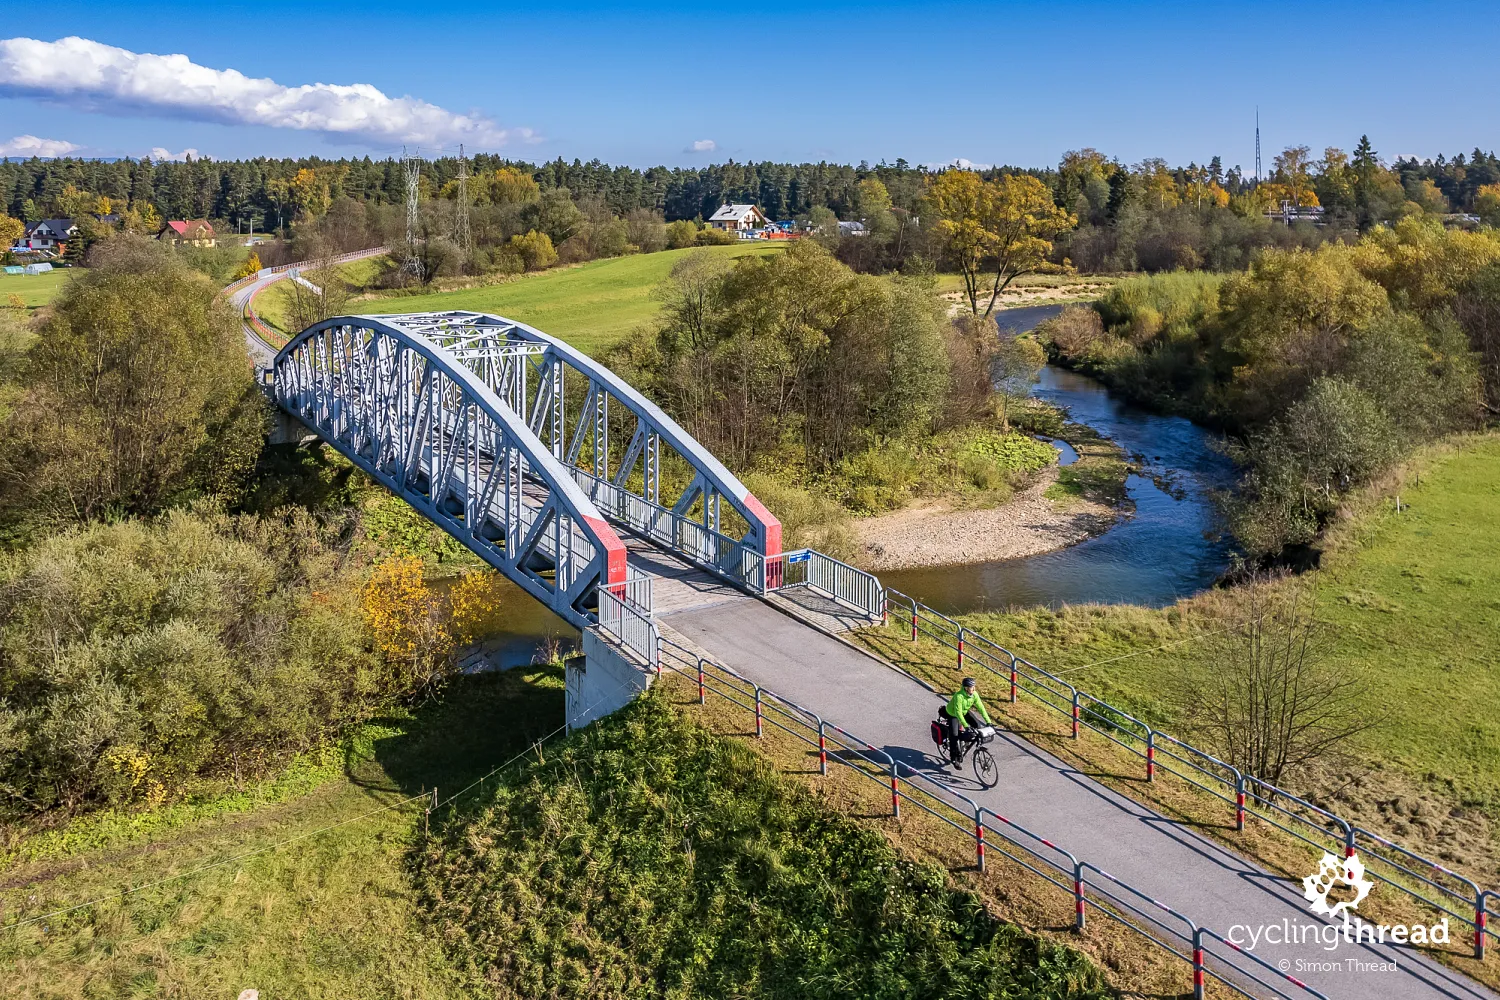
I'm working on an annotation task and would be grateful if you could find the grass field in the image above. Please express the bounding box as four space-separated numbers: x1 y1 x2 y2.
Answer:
0 269 72 311
257 244 780 357
0 667 566 1000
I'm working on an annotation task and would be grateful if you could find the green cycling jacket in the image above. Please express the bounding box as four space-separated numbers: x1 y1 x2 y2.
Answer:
946 689 993 727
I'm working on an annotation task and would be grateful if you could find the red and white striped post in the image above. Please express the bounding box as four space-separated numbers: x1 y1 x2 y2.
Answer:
1476 899 1487 960
818 724 828 775
1009 659 1018 703
975 808 986 872
1074 863 1086 931
1146 731 1156 782
956 628 965 672
1071 693 1080 739
889 761 900 818
697 659 706 705
1235 779 1246 831
1192 928 1206 1000
910 607 918 642
754 687 763 738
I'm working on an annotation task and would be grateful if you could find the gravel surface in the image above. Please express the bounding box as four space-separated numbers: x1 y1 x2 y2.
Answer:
851 469 1118 571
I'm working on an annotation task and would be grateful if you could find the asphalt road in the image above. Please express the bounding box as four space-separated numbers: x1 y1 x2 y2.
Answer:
666 597 1495 1000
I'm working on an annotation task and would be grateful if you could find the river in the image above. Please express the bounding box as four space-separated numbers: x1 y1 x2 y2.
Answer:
464 303 1237 660
879 305 1236 613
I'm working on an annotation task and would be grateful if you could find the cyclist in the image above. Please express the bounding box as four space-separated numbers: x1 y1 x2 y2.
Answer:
939 677 993 770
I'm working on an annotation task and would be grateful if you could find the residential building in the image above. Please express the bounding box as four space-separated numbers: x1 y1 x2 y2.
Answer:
708 204 768 232
17 218 77 252
157 220 218 247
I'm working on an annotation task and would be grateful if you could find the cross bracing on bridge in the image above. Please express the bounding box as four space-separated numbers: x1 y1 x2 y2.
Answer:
271 311 788 632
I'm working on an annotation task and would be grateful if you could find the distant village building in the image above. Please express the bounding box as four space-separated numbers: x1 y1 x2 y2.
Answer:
708 204 768 232
17 218 77 252
837 220 868 237
157 220 218 247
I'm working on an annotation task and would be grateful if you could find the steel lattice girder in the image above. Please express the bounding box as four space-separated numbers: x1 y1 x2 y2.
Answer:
360 311 783 559
272 316 628 627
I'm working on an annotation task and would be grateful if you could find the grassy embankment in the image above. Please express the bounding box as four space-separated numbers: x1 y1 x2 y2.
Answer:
858 432 1500 882
415 695 1108 999
0 269 72 312
254 244 780 358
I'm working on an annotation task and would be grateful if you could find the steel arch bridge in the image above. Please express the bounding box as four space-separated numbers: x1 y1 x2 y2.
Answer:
271 311 782 628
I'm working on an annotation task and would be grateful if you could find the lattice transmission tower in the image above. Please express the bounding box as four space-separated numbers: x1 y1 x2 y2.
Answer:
1254 107 1262 184
402 146 424 281
454 143 472 271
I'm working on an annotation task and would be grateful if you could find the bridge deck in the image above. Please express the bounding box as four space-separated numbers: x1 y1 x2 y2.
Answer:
657 587 1493 1000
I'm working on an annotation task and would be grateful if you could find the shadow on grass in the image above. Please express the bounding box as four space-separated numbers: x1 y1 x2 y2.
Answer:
356 664 566 805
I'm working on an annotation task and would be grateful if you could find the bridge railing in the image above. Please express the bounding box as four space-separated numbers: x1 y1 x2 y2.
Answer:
597 586 658 667
655 636 1327 1000
764 549 884 620
879 586 1495 962
572 470 766 590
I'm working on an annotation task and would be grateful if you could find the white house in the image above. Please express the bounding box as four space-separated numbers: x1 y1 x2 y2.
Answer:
17 218 77 252
708 204 768 232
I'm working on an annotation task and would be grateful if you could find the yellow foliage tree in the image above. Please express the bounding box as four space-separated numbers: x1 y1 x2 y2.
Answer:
363 554 451 696
0 212 22 246
1476 184 1500 228
233 251 263 280
926 170 1075 316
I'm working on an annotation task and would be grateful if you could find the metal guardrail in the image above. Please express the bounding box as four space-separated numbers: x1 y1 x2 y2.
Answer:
657 636 1326 1000
764 548 885 620
596 586 658 668
881 587 1495 962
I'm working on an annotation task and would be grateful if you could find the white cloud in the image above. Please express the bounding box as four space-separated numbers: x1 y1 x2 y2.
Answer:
687 139 717 153
0 133 81 157
149 146 202 162
0 36 524 148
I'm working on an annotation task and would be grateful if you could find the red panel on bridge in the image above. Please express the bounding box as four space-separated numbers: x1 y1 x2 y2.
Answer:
741 493 782 558
584 515 629 585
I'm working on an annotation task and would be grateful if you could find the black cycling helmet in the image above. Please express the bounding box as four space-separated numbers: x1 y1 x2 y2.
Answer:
962 677 977 690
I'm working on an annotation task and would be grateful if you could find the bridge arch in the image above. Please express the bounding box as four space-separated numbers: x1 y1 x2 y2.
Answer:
271 311 783 626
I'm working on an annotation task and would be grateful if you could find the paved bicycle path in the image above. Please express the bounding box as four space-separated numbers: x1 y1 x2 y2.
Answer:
666 596 1494 1000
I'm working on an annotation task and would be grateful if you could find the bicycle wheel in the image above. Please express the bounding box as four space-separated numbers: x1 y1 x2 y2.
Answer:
972 746 998 789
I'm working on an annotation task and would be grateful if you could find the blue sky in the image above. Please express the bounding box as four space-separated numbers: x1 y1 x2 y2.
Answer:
2 0 1496 168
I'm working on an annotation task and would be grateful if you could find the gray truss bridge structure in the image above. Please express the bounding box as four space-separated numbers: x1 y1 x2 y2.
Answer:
271 311 789 629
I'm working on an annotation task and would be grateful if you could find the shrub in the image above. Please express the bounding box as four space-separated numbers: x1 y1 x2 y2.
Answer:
509 229 557 271
664 219 699 249
695 225 737 246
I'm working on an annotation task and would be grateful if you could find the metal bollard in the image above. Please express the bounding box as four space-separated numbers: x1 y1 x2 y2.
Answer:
1146 731 1156 782
1071 692 1080 739
818 723 828 776
1009 659 1018 703
1235 780 1246 831
975 808 986 872
697 658 706 705
1477 902 1487 960
890 761 900 818
910 608 918 641
957 628 965 671
754 687 763 738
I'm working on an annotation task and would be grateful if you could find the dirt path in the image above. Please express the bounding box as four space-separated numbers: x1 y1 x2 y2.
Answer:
850 467 1118 571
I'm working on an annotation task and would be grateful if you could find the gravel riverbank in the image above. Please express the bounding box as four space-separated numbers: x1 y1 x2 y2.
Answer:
851 468 1119 571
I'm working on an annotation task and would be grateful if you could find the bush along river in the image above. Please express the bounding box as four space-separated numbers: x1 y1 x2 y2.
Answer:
879 307 1236 613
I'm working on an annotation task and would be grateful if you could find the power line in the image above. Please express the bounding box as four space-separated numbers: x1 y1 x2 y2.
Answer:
1255 107 1262 185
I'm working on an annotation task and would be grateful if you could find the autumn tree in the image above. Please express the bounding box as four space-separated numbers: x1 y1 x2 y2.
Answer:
0 212 22 247
0 235 266 528
362 558 501 698
991 334 1047 430
926 170 1075 317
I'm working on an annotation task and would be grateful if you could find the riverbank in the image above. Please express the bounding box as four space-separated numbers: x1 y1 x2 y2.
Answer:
852 446 1122 571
